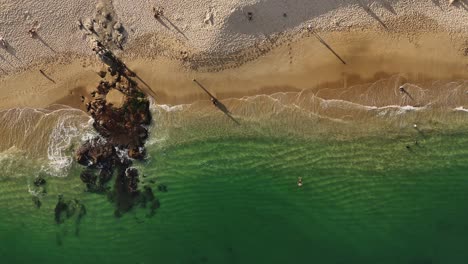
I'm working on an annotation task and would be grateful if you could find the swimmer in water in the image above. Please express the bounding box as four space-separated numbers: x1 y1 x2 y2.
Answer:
297 177 303 187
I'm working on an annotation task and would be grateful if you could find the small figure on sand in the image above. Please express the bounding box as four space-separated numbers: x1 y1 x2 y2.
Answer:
210 97 219 106
0 36 7 48
297 177 303 187
76 20 83 30
153 6 164 19
28 28 37 37
28 21 40 38
247 12 253 21
399 85 415 101
180 50 189 60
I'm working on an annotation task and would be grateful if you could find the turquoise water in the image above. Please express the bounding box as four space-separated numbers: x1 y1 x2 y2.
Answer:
1 129 468 264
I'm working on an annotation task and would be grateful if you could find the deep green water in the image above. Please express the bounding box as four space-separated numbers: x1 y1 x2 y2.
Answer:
1 130 468 264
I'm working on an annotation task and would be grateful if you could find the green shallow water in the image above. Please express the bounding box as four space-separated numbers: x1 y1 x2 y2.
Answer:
1 131 468 264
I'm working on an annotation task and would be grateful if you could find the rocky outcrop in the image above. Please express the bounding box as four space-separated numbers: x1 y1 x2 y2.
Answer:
75 46 158 217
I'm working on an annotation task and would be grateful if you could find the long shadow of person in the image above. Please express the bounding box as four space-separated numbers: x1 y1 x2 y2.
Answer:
193 79 240 125
357 0 388 30
210 97 240 125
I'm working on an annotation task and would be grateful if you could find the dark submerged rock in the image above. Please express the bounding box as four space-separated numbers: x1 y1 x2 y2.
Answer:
33 177 46 187
54 195 68 224
143 186 155 201
158 184 168 192
54 195 87 236
32 196 41 208
148 199 160 217
80 170 97 189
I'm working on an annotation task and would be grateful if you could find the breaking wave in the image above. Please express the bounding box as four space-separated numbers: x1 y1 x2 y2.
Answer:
46 112 94 176
0 105 92 178
149 76 468 145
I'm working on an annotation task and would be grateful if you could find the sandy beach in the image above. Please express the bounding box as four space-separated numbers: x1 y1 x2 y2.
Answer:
0 0 466 111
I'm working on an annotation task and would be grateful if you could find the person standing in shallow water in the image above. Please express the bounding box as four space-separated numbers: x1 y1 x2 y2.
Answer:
297 177 303 187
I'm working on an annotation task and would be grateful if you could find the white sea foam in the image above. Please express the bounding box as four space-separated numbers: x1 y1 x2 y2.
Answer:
27 184 45 198
319 99 378 110
153 104 187 112
374 105 426 117
454 106 468 113
115 146 130 163
46 114 92 177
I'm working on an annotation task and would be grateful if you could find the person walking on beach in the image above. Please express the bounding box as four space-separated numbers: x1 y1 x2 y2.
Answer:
28 21 40 38
210 97 219 107
153 6 164 19
0 37 7 48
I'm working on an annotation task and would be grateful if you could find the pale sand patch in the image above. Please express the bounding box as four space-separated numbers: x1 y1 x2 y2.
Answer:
106 89 125 108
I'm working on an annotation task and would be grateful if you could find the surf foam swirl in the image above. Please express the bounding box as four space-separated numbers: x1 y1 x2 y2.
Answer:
0 105 92 178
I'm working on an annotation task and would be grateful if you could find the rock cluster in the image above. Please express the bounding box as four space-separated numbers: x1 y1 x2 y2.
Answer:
75 46 158 217
30 175 47 208
78 0 126 50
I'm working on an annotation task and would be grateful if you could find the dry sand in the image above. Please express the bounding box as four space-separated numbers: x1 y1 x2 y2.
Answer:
0 0 467 110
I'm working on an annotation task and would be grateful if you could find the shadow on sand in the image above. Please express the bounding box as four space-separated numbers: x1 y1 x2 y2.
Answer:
193 79 240 125
35 34 57 53
308 29 347 65
155 15 188 40
357 1 388 30
375 0 397 14
133 73 158 100
453 0 468 10
39 69 56 83
399 87 415 101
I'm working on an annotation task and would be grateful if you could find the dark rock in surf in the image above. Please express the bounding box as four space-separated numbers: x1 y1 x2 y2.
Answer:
75 139 115 167
125 167 139 193
128 147 145 160
33 177 46 187
158 184 168 192
80 170 97 189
